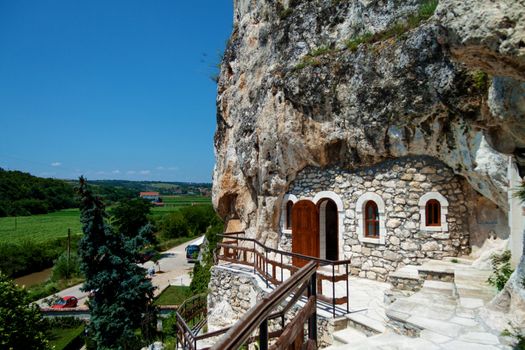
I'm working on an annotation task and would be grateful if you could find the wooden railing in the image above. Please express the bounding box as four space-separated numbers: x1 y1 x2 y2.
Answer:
216 232 351 317
212 261 319 350
175 293 209 350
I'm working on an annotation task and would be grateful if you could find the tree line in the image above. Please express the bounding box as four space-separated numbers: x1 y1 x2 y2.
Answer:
0 168 77 217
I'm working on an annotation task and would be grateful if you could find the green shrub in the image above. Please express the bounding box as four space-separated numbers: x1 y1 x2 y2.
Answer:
418 0 438 20
502 323 525 350
0 235 81 278
51 252 81 281
344 0 438 53
487 250 513 291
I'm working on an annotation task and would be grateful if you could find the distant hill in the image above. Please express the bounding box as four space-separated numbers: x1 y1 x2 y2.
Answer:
0 168 212 217
0 168 76 217
83 180 212 196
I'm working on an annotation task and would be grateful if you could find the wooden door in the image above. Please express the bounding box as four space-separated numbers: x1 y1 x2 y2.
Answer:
291 200 319 267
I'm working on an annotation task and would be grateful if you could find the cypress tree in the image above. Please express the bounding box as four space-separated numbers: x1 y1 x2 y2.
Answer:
77 177 156 349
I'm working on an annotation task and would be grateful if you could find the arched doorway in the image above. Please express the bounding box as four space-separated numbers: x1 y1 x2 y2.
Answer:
319 199 339 261
291 200 319 267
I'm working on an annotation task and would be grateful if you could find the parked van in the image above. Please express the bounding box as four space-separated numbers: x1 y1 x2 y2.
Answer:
185 236 204 263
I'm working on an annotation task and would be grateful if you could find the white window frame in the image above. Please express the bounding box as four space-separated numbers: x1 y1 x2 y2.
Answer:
280 194 298 234
419 192 449 232
356 192 386 245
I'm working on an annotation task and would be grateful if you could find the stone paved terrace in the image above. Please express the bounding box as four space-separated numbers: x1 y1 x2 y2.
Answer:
213 258 516 349
326 259 514 350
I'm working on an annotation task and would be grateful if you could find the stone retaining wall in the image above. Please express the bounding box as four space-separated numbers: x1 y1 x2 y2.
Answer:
207 266 336 348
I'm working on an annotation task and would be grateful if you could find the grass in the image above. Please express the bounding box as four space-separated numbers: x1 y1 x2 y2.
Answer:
344 0 438 52
155 235 198 252
154 285 192 306
48 325 84 350
0 195 211 241
294 45 335 70
0 209 82 243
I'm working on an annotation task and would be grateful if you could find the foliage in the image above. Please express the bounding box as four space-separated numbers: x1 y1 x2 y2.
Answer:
0 168 77 217
158 211 189 239
51 252 82 281
418 0 438 19
157 204 221 240
110 198 153 239
0 235 81 278
189 220 224 294
77 177 156 350
0 273 49 349
27 277 84 303
471 70 490 93
344 0 438 52
154 285 192 306
487 250 514 291
294 45 335 69
515 181 525 204
502 323 525 350
48 325 84 350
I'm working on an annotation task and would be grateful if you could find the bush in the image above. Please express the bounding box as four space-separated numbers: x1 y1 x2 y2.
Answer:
52 252 81 281
0 273 49 349
0 235 81 278
159 211 189 239
487 250 513 291
189 219 224 294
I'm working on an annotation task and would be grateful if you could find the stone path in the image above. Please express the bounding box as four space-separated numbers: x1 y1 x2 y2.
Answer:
325 259 514 350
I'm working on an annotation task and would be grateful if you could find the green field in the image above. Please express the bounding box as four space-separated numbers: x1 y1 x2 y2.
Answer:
0 196 212 243
0 209 82 243
151 195 211 216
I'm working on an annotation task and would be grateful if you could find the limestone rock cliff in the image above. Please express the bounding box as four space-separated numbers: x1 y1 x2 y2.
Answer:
213 0 524 240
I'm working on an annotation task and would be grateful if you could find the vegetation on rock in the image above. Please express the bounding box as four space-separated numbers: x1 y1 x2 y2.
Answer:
487 250 514 291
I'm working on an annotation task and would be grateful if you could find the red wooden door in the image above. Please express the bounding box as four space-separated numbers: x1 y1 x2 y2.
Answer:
291 200 319 267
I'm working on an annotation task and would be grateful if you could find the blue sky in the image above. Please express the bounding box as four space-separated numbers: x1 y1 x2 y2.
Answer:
0 1 233 183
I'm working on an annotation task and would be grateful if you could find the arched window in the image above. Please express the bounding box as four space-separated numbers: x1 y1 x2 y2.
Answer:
356 192 386 244
365 201 380 237
419 192 449 232
425 199 441 226
286 200 293 229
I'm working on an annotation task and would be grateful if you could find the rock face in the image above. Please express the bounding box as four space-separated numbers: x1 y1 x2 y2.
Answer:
213 0 525 238
213 0 524 322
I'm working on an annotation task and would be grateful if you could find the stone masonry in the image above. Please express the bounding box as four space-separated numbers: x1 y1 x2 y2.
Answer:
280 156 474 281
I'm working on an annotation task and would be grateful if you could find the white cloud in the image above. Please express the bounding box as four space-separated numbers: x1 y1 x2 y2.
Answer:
96 171 106 175
112 170 121 174
140 170 151 175
168 166 178 171
156 166 165 170
51 162 62 167
127 170 136 175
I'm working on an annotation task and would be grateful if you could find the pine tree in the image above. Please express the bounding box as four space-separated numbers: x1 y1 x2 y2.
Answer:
77 177 156 349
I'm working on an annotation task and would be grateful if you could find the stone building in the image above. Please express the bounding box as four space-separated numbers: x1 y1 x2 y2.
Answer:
277 156 508 281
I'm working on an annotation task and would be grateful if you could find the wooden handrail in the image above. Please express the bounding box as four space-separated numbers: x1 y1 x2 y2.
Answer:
211 261 318 350
216 232 351 317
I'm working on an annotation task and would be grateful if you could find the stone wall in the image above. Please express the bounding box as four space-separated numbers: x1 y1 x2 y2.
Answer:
281 156 477 281
207 265 336 348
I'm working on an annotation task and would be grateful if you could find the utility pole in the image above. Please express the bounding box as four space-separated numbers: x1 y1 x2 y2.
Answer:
67 228 71 279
